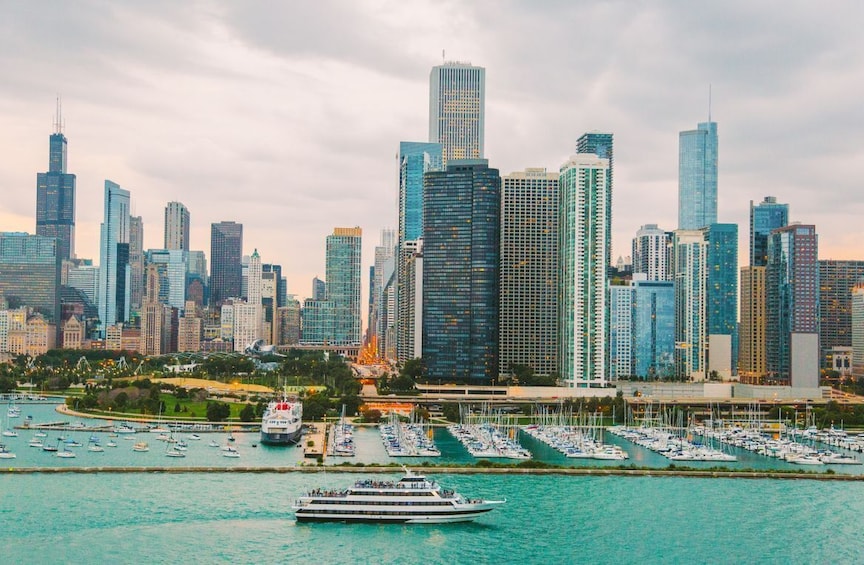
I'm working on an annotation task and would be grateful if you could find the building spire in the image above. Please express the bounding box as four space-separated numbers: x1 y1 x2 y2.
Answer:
53 94 63 134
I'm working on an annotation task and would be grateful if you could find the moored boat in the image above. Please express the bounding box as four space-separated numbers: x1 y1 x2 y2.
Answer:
260 395 303 446
292 467 505 523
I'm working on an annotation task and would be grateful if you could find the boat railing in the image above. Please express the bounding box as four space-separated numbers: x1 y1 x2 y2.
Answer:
307 489 349 497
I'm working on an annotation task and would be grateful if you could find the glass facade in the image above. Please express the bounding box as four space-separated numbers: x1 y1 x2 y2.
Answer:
209 221 243 305
98 180 131 331
36 132 77 262
608 284 632 380
819 260 864 356
558 155 609 386
678 122 718 230
325 227 363 346
673 230 707 379
750 196 788 267
422 160 500 383
164 201 190 251
632 280 676 379
704 223 739 363
0 233 61 325
145 249 189 311
577 132 613 271
766 225 819 381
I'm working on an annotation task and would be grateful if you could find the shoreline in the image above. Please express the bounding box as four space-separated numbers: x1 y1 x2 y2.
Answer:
1 465 861 481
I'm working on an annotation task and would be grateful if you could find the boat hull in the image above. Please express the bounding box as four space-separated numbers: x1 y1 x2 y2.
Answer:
260 427 302 446
295 507 498 524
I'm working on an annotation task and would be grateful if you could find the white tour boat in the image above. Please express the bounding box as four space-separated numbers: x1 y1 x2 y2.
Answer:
292 468 505 523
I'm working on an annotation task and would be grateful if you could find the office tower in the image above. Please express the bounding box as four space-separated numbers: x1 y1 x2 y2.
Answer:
429 62 485 165
852 284 864 376
678 121 718 230
819 260 864 359
423 160 500 383
262 264 285 308
766 224 819 386
608 283 632 380
632 278 676 378
576 132 613 271
499 168 559 377
396 141 443 363
704 223 738 377
0 233 61 327
326 227 363 345
220 301 235 341
178 311 202 353
66 262 99 308
164 201 190 251
128 216 144 311
276 298 301 346
144 249 188 311
739 266 767 382
233 301 259 352
397 240 423 362
750 196 789 267
98 181 131 330
311 277 326 301
209 221 242 306
558 155 609 387
187 250 208 306
300 298 333 344
35 104 76 262
248 250 262 307
381 266 398 361
371 229 395 357
632 224 672 281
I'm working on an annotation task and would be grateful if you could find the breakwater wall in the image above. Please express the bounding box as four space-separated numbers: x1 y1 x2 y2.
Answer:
2 465 862 481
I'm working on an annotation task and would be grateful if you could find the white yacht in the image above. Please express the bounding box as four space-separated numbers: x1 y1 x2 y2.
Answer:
292 468 505 523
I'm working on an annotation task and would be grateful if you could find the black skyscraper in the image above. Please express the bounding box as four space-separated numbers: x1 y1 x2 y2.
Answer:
209 221 243 306
36 107 76 262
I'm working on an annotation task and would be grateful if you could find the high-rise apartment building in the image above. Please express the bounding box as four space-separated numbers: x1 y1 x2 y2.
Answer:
678 121 718 230
164 201 190 251
608 283 633 380
739 266 767 381
819 260 864 360
429 63 485 164
499 168 559 377
632 224 672 281
852 284 864 376
632 278 676 379
558 155 610 387
704 223 738 374
35 106 76 262
423 160 500 383
750 196 789 267
673 230 707 379
766 224 819 385
209 221 242 306
397 240 423 363
396 142 442 363
371 229 395 358
97 180 131 331
326 227 363 346
576 132 613 271
0 233 61 327
140 264 165 355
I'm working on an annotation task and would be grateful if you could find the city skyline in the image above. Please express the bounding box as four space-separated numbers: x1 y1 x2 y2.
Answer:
1 3 863 308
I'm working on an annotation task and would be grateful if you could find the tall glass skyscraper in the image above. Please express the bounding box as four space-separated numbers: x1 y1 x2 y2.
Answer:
0 232 61 326
97 180 131 331
750 196 788 267
325 227 363 346
396 141 441 363
678 121 718 230
704 223 739 369
35 111 76 262
558 154 609 387
209 221 243 306
128 215 144 312
429 63 485 165
766 224 819 382
164 201 190 251
577 132 613 271
422 160 500 383
632 279 675 379
144 249 189 311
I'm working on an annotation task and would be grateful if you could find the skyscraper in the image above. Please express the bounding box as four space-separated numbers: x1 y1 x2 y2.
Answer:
766 224 819 385
678 121 718 230
144 249 188 311
326 227 363 346
429 63 485 164
750 196 789 267
0 233 61 327
576 132 613 271
423 160 500 383
819 260 864 359
632 224 672 282
164 201 190 251
704 223 738 377
631 278 676 379
396 141 442 363
558 155 609 387
673 230 707 379
128 215 144 312
499 168 559 377
97 180 131 330
371 229 395 357
35 104 76 262
209 221 243 306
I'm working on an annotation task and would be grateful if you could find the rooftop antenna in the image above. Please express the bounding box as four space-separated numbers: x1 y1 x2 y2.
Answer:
53 94 63 134
442 49 445 64
708 84 712 123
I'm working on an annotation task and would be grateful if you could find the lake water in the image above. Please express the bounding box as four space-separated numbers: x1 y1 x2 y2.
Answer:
3 403 864 563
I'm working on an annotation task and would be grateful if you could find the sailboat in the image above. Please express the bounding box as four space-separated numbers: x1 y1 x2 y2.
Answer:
2 407 18 437
56 440 76 458
164 430 186 457
0 443 15 459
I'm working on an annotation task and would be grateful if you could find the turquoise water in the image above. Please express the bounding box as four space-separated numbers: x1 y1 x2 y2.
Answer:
4 404 864 563
2 471 864 563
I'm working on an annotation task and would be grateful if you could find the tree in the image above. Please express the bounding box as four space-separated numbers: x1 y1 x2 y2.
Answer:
239 404 256 422
206 401 231 421
442 404 461 422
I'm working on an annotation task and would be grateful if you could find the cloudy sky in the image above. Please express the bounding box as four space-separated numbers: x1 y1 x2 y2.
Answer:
2 1 863 307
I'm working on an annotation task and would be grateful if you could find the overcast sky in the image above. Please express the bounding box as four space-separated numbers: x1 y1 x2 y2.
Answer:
2 1 863 306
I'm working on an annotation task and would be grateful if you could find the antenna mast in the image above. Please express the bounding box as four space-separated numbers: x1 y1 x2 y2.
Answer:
54 94 64 134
